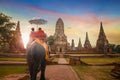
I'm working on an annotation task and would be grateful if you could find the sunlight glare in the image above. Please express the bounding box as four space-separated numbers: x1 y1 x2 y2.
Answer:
22 33 29 48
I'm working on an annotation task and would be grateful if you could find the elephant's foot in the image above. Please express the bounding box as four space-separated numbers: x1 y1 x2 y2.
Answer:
40 77 45 80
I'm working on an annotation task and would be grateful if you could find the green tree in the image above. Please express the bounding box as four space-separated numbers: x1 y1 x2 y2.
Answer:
115 45 120 53
109 44 116 52
0 13 15 50
47 35 54 45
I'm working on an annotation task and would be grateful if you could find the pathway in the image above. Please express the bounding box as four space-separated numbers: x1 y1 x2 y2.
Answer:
43 65 80 80
58 58 69 64
42 57 79 80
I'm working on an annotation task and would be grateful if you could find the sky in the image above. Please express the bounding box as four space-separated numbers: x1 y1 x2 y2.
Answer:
0 0 120 47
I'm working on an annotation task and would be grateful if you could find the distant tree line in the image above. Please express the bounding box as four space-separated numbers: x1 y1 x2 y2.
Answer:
109 44 120 53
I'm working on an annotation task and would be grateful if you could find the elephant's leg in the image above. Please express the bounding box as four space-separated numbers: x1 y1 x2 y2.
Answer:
28 62 34 80
40 60 46 80
31 62 39 80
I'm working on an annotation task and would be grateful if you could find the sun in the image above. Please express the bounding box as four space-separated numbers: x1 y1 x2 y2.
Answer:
22 33 29 48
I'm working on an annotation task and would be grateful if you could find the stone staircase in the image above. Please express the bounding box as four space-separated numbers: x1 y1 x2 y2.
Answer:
111 70 120 79
110 63 120 80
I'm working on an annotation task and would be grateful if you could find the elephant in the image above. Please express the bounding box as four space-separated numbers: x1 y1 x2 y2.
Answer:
26 42 46 80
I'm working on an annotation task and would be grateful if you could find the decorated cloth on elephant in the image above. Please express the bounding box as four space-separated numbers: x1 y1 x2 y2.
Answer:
31 38 49 60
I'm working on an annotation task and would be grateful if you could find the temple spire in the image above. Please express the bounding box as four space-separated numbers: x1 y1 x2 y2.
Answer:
15 21 24 50
55 18 64 35
77 38 82 50
53 18 69 52
86 32 88 40
99 22 106 38
16 21 20 34
78 38 82 47
96 22 109 53
71 39 75 50
84 32 92 49
100 22 104 32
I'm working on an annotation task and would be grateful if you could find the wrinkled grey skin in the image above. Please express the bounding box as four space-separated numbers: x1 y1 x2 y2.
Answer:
27 42 46 80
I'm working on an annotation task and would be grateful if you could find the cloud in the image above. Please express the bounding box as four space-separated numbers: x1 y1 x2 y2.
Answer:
103 17 120 25
27 6 120 27
26 6 92 24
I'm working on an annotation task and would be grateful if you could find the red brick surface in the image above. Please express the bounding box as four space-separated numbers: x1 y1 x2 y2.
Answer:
43 65 79 80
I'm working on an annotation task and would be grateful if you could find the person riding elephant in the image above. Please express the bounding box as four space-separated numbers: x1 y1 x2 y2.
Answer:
35 27 47 40
27 27 35 47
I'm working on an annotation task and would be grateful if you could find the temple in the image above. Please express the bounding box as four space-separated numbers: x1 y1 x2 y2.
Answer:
10 21 25 53
84 32 92 49
77 38 82 50
50 19 112 54
96 22 110 53
53 18 70 53
15 21 24 50
71 39 75 50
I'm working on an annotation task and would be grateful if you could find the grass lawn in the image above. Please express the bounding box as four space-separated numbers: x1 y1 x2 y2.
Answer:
68 54 104 56
65 58 69 62
0 58 26 61
0 65 27 78
52 58 59 62
68 53 120 57
81 57 120 64
73 65 114 80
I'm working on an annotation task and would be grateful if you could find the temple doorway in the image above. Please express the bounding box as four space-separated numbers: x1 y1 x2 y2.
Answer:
60 47 62 52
